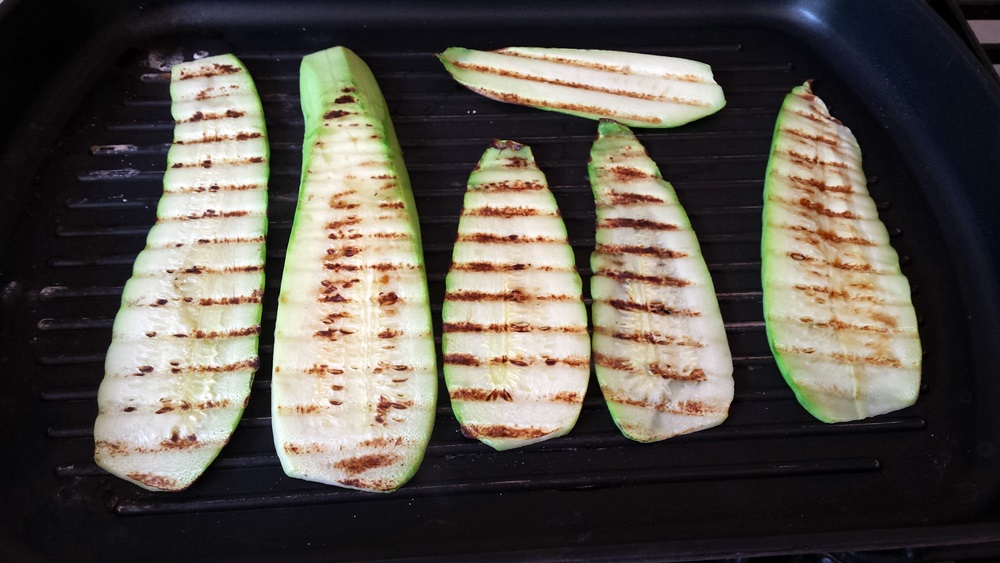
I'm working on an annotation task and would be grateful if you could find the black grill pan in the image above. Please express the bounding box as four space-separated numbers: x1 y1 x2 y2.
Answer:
2 0 1000 561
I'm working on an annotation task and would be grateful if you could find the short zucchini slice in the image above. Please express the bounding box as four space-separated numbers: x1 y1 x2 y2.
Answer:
762 81 921 423
270 46 436 491
442 140 590 450
438 46 726 128
94 54 268 492
589 119 733 442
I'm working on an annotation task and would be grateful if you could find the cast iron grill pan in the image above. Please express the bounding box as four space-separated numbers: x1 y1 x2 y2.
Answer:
2 1 999 561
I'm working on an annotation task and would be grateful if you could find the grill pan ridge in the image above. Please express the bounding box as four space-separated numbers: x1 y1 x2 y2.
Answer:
2 0 1000 560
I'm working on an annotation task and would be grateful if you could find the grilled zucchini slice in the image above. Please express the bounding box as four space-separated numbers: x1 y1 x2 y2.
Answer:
270 46 436 491
589 119 733 442
442 140 590 450
94 54 268 491
762 81 921 422
437 46 725 128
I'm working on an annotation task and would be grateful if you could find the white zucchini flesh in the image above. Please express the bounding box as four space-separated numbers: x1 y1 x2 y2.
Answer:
762 81 921 423
270 46 436 492
437 46 726 128
442 140 590 451
93 54 268 492
589 119 733 442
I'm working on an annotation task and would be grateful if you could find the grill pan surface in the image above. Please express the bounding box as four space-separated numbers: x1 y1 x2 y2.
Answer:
2 0 1000 560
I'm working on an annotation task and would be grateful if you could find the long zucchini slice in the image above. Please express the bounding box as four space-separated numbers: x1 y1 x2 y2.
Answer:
442 140 590 451
762 82 921 423
589 119 733 442
437 47 726 128
94 54 268 491
270 47 436 491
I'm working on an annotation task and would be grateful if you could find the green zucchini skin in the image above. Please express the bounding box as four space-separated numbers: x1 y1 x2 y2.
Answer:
94 54 268 492
589 119 733 442
442 140 590 451
270 46 436 492
762 82 921 423
437 46 726 128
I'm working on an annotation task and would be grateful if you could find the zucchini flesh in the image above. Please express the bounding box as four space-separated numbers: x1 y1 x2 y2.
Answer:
94 54 268 492
270 47 436 491
437 46 726 128
589 119 733 442
762 82 921 423
442 140 590 451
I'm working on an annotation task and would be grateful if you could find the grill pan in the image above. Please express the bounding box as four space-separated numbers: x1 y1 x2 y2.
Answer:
2 0 1000 560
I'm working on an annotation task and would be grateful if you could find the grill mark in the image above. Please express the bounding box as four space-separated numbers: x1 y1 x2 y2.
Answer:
152 235 266 248
169 325 261 339
174 132 263 145
166 183 265 194
444 290 574 303
600 191 666 206
178 63 242 80
471 180 546 192
776 149 852 170
158 210 257 222
781 127 839 147
790 283 885 304
460 423 553 440
326 216 361 230
333 453 401 475
594 243 687 260
791 109 842 126
593 325 704 347
156 358 259 376
160 432 201 449
178 109 246 123
151 264 263 275
450 60 712 108
594 352 707 381
379 201 405 209
126 472 178 490
443 354 590 367
283 442 326 455
594 268 691 287
792 316 910 335
782 225 876 246
449 388 514 402
602 299 701 317
463 206 555 218
603 391 719 416
450 262 562 273
597 218 678 231
169 157 265 169
605 166 652 182
323 109 351 119
455 233 561 244
784 175 855 194
775 345 909 369
797 197 858 219
465 84 662 125
442 321 586 334
493 48 710 84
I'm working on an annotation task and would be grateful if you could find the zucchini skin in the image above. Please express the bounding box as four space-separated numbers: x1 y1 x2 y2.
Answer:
589 119 734 442
94 54 268 492
442 140 590 451
270 46 436 492
437 47 726 128
761 81 921 423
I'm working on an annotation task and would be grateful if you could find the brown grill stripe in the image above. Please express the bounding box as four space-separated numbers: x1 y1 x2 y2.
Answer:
593 325 705 347
449 388 514 402
783 175 855 195
471 180 546 192
450 60 713 108
784 316 915 335
781 127 839 147
443 353 590 367
599 191 666 206
333 453 402 475
795 197 858 219
594 268 691 287
463 206 557 218
166 183 265 194
594 352 707 381
177 109 247 123
602 390 720 416
455 233 562 244
774 345 912 369
596 218 678 231
775 149 853 170
168 325 262 339
158 210 260 222
442 321 586 334
594 243 687 260
779 224 876 246
141 264 264 275
444 290 575 303
178 63 242 80
599 298 701 317
174 132 263 145
788 283 887 304
449 262 566 273
460 423 553 440
465 84 663 125
169 156 266 169
493 48 712 84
